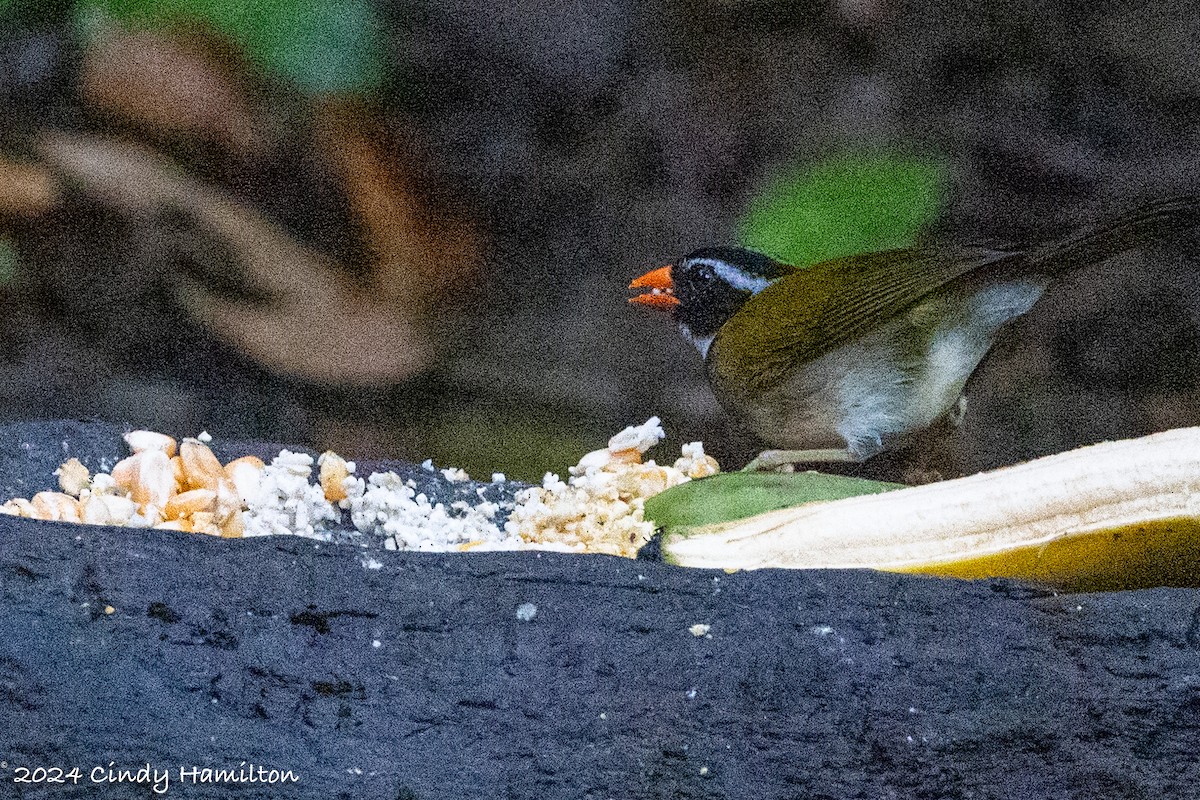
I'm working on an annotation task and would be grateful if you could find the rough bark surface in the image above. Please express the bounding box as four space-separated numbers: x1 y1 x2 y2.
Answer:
2 422 1200 799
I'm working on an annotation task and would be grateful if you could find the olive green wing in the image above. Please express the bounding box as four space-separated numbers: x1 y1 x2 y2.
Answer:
1026 195 1200 275
708 246 1019 394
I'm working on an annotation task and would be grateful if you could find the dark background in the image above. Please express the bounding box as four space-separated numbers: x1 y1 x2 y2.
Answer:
2 0 1200 481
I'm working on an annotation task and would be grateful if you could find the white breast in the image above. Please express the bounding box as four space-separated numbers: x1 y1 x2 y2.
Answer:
736 278 1048 459
909 278 1045 431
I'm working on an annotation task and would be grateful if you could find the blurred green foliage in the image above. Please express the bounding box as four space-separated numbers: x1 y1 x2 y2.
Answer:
74 0 386 94
739 152 947 267
644 471 905 535
428 411 597 485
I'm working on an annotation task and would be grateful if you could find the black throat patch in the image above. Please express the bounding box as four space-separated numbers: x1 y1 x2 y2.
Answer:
673 248 784 338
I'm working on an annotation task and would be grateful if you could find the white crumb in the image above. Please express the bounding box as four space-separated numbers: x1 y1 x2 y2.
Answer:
242 450 340 539
440 466 469 482
344 471 519 550
607 416 665 453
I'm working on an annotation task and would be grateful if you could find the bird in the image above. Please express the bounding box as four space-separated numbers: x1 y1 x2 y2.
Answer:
629 197 1200 471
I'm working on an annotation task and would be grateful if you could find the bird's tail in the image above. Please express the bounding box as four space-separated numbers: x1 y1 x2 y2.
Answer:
1027 195 1200 275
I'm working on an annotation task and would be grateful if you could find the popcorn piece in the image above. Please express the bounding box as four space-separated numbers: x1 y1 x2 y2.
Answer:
573 448 613 474
674 442 720 480
224 455 265 505
1 429 256 535
169 456 187 493
5 421 715 555
1 498 37 517
79 494 138 526
506 420 720 558
30 491 82 522
216 495 245 538
55 458 90 497
179 438 225 491
177 439 244 537
318 451 354 503
138 503 166 526
164 488 217 519
90 473 118 496
440 466 469 482
126 511 156 529
124 430 177 458
111 449 175 510
607 416 665 454
242 450 340 540
190 511 222 537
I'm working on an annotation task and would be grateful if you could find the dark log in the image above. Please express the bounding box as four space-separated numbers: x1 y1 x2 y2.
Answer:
2 421 1199 798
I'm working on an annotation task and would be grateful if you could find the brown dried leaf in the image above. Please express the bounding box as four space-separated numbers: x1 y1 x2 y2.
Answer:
80 27 260 153
315 99 482 312
0 158 59 217
35 130 434 385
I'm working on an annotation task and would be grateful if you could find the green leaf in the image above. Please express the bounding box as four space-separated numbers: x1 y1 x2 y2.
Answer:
644 471 905 537
237 0 386 95
738 152 947 268
74 0 386 94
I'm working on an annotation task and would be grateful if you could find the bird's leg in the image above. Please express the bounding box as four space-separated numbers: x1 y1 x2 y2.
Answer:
948 393 968 426
741 448 858 472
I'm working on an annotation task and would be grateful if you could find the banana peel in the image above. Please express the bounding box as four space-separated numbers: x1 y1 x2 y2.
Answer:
644 471 905 531
657 428 1200 591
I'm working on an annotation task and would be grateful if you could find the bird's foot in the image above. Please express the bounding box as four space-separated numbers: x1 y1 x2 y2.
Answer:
741 448 857 472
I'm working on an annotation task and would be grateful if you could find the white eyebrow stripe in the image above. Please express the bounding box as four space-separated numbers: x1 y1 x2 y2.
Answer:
692 257 773 295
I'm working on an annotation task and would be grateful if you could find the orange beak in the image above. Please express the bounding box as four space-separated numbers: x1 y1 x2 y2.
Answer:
628 265 680 309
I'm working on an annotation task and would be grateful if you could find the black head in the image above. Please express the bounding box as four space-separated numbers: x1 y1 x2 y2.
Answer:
671 247 787 339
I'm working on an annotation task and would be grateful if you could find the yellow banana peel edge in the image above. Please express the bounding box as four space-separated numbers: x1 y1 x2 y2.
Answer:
661 427 1200 591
